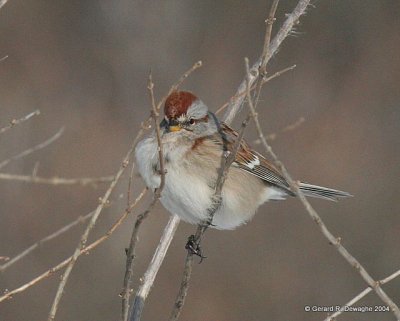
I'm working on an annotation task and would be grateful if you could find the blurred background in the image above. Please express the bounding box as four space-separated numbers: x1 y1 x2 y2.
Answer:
0 1 399 320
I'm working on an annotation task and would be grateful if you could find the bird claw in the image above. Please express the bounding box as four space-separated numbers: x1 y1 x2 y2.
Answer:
185 235 207 263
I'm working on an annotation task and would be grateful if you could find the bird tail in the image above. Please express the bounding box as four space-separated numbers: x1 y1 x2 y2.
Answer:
299 182 352 201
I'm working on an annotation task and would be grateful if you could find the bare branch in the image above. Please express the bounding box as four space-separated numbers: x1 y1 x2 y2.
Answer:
244 59 400 321
0 127 64 170
0 211 94 273
223 0 310 124
0 173 114 186
325 268 400 321
215 64 296 116
168 252 195 321
260 0 280 74
0 188 147 303
121 74 167 321
169 72 257 320
0 110 40 135
252 116 305 144
167 1 311 318
130 215 180 321
47 132 142 321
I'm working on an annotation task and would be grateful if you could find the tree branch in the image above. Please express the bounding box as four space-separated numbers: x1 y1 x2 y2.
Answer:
223 0 310 125
120 73 167 321
0 127 64 170
130 215 180 321
0 110 40 135
47 129 145 320
0 173 114 186
244 55 400 321
0 211 95 273
0 188 147 303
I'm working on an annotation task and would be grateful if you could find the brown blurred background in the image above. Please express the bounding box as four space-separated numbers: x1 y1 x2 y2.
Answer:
1 1 399 320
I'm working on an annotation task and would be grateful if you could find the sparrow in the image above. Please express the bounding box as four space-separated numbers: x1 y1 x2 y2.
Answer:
135 91 351 230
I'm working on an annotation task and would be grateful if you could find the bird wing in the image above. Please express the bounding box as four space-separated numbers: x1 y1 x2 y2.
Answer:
218 123 294 195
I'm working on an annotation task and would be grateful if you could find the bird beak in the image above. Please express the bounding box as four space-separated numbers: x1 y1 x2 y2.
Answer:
169 125 181 132
166 118 181 132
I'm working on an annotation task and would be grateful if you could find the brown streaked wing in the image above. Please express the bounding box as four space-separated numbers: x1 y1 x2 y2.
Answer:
220 123 294 194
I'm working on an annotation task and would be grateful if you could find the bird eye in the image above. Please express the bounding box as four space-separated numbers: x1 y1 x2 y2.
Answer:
189 118 195 125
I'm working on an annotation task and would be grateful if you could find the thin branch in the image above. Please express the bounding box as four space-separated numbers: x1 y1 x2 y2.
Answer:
130 215 180 321
1 60 201 314
0 188 147 303
47 133 141 321
169 1 309 318
215 64 296 115
0 110 40 135
0 0 9 11
260 0 280 74
0 127 64 170
169 88 256 320
168 252 194 321
0 173 114 186
121 73 167 321
223 0 310 125
253 116 305 143
244 61 400 321
325 268 400 321
0 211 95 273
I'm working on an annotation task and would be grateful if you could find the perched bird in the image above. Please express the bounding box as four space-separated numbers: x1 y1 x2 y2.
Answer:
135 91 351 230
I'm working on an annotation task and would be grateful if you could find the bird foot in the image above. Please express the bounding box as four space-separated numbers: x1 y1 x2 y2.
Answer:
185 235 207 263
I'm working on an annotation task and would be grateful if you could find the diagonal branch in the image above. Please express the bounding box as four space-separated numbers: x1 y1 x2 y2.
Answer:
223 0 310 125
47 128 146 321
0 110 40 135
120 73 167 321
0 127 64 170
118 62 202 321
0 188 147 303
244 57 400 320
0 211 95 273
130 215 180 321
325 268 400 321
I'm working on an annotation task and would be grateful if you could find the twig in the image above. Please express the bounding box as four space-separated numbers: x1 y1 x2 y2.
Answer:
325 268 400 321
168 252 194 321
262 64 296 83
0 173 114 186
169 79 256 320
0 110 40 135
169 0 309 321
121 73 167 321
253 116 305 143
119 62 202 321
0 211 95 273
260 0 280 74
0 188 147 303
47 133 141 321
0 127 64 170
0 0 9 11
223 0 310 125
215 64 296 116
244 59 400 321
130 215 180 321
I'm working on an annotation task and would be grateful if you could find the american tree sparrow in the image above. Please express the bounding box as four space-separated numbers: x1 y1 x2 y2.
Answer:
135 91 351 230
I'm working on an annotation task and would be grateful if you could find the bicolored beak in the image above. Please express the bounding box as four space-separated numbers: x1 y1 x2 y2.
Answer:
160 118 181 132
168 125 181 132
